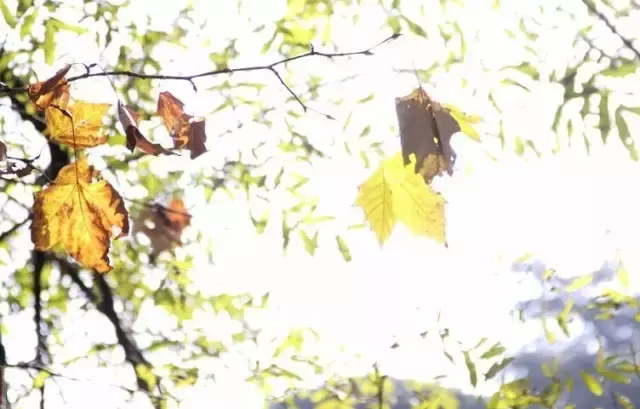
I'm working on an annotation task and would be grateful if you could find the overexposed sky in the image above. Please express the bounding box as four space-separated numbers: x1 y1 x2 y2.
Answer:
1 0 640 408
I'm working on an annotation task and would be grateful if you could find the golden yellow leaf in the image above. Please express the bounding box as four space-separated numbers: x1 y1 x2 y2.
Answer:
355 152 446 245
45 101 111 148
443 103 482 142
354 160 395 244
31 156 129 273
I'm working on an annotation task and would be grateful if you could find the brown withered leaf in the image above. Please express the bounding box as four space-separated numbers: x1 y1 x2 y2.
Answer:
157 91 208 159
395 87 461 183
27 65 71 111
133 198 191 257
117 101 175 156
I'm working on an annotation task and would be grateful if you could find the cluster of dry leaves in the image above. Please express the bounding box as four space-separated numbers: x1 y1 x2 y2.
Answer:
0 65 206 272
355 86 481 246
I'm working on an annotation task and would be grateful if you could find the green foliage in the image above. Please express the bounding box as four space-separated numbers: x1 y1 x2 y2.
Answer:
0 0 639 408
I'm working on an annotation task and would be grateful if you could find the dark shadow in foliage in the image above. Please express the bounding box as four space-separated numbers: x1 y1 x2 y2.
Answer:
270 376 485 409
272 258 640 409
506 259 640 409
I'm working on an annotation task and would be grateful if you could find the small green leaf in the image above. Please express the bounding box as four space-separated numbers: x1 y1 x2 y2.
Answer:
565 275 592 292
557 299 574 336
0 1 17 28
580 371 603 396
480 342 506 359
616 108 637 160
50 17 88 34
484 357 514 381
299 230 318 256
44 19 56 64
20 7 39 39
463 350 478 387
135 364 157 390
335 235 351 262
599 93 610 142
600 62 638 77
33 370 51 388
542 318 555 344
617 265 630 287
597 369 631 385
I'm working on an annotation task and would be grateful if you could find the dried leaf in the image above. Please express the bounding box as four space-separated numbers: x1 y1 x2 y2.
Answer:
395 88 460 183
133 198 191 257
45 101 111 148
31 156 129 273
117 101 175 156
27 65 71 110
157 91 208 159
355 152 446 245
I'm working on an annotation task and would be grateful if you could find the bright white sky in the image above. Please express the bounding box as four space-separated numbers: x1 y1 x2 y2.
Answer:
1 0 640 408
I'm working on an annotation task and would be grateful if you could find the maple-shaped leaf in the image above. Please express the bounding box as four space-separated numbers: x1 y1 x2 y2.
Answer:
27 65 71 111
31 155 129 273
355 152 446 245
133 198 191 257
395 88 461 183
117 101 175 156
45 100 111 148
157 91 208 159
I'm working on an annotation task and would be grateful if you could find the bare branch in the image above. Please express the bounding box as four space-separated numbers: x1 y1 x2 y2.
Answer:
0 34 400 112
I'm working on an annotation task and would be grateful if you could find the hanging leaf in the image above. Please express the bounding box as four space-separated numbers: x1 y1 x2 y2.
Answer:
45 100 111 148
31 156 129 273
355 152 446 245
157 91 208 159
117 101 175 156
395 88 460 183
133 198 191 257
27 64 71 110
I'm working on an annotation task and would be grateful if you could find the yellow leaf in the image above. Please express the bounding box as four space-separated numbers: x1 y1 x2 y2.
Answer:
45 101 111 148
354 158 395 245
31 156 129 273
443 103 482 142
355 152 446 245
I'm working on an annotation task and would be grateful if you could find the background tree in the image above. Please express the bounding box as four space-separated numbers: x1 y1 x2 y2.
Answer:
0 1 639 409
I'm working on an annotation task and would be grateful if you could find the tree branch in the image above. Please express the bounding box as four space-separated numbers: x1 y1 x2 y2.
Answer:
57 258 160 407
0 34 400 112
582 0 640 59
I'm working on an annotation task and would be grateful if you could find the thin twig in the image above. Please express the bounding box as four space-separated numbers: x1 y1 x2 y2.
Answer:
0 34 400 112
